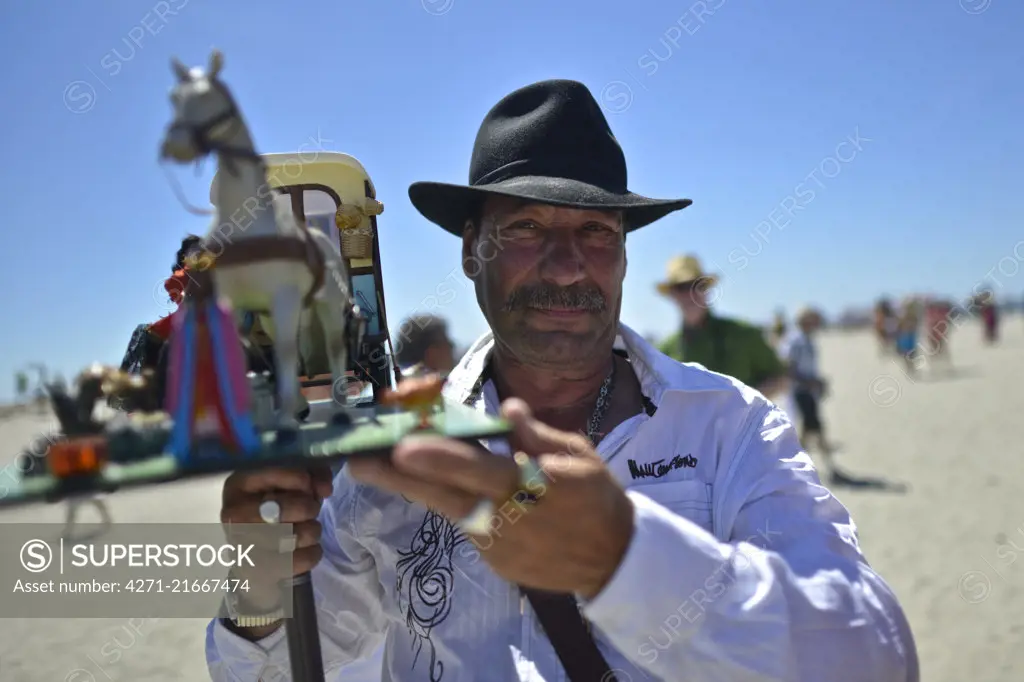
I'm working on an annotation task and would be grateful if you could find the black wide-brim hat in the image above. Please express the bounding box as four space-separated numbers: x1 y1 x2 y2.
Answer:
409 79 691 236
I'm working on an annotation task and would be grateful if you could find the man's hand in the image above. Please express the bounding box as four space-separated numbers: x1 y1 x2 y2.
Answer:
347 398 635 599
218 465 333 639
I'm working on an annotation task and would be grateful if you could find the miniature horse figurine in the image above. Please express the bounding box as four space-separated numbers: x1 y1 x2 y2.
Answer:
159 50 360 432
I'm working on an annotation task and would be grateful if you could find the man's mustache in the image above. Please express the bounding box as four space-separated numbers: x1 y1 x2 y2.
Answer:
502 284 606 312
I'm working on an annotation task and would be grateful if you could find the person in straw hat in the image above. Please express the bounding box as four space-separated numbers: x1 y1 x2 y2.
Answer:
656 254 788 398
209 79 916 682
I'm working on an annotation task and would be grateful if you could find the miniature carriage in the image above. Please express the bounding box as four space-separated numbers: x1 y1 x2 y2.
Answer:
1 51 508 682
3 145 504 507
209 152 391 408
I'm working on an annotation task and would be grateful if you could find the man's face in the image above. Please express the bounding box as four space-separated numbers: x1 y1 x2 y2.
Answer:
668 283 710 326
462 197 626 369
799 314 821 334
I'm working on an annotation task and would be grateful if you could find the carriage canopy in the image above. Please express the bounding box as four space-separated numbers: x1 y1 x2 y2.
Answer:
209 152 391 397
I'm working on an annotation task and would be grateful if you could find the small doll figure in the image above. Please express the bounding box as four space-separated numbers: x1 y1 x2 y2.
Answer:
118 236 201 379
164 256 261 462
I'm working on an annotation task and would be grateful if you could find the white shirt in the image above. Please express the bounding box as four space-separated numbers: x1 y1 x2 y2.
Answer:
780 331 818 381
206 324 918 682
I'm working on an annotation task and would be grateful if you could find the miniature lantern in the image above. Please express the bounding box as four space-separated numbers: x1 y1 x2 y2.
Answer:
48 437 108 478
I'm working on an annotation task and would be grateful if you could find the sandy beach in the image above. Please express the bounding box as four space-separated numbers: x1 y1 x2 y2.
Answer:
0 318 1020 681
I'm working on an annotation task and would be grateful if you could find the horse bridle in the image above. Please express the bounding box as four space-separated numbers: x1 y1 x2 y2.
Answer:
168 77 264 168
160 76 266 217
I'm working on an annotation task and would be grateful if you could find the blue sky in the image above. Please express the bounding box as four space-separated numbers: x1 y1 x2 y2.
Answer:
0 0 1021 397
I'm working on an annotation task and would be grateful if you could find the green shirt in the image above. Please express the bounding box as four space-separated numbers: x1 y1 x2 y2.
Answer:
657 314 785 387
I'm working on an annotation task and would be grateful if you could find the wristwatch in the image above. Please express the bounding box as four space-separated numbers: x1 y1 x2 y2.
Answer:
230 611 285 629
223 592 284 628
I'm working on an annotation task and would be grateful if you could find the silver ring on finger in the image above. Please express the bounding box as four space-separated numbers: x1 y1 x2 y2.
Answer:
456 452 545 536
510 452 544 506
457 498 494 536
259 498 282 524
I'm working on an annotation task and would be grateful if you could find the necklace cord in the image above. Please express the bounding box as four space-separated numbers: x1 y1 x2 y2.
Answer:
586 359 616 444
466 357 617 444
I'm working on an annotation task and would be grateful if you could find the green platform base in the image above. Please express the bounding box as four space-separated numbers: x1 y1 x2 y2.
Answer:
0 402 509 508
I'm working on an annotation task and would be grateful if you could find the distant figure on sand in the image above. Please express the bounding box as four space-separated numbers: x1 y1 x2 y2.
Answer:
769 309 787 350
975 291 999 344
894 299 921 376
874 298 897 356
14 371 28 404
923 298 953 369
657 255 788 398
780 307 853 485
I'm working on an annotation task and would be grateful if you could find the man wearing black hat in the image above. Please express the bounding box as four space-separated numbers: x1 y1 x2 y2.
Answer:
208 80 917 682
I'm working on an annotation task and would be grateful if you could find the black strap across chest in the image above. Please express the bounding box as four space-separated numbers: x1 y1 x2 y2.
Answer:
521 587 617 682
463 361 618 682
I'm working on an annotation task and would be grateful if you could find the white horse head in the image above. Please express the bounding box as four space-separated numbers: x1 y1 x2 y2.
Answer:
162 49 283 244
160 50 250 164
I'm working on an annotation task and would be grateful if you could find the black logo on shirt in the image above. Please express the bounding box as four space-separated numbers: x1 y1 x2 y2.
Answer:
628 454 697 480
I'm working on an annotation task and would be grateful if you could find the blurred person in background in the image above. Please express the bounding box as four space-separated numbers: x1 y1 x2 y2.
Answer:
874 297 897 356
14 370 28 404
895 297 921 376
394 313 457 377
657 254 788 398
769 308 788 350
780 306 852 485
923 297 954 371
976 290 999 344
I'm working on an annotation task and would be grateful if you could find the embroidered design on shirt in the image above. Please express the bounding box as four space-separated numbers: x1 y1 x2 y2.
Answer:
627 454 697 479
395 509 467 682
